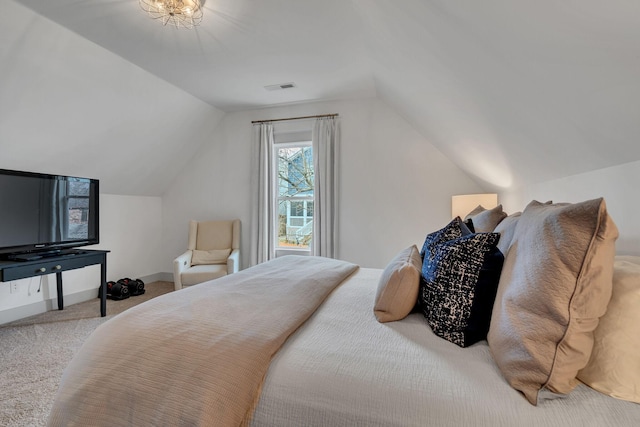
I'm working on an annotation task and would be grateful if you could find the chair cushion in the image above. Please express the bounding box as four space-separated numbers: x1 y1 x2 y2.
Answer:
181 264 228 286
196 221 234 250
192 249 231 265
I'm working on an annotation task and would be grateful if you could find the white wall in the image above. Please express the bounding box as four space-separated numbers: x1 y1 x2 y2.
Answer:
0 1 224 196
95 194 164 280
500 160 640 256
162 97 484 270
0 194 163 324
1 1 216 323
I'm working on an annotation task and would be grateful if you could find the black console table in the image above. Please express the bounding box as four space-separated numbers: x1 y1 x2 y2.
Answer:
0 249 110 317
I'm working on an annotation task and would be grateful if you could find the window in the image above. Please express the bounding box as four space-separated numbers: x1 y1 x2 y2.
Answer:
275 142 314 251
252 117 337 265
66 179 91 240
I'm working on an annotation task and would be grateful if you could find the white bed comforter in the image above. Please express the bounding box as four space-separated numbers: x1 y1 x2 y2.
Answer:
251 268 640 427
47 256 358 427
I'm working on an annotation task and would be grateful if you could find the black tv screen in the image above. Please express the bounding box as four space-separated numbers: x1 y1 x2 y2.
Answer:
0 169 99 258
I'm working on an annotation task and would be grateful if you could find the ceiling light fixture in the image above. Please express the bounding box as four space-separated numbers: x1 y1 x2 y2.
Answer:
139 0 203 29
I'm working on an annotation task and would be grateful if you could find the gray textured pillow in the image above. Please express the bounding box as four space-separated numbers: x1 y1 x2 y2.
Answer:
465 204 507 232
488 198 618 405
374 245 422 323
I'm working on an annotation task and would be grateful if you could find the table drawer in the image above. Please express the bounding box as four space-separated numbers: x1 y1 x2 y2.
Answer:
0 256 95 281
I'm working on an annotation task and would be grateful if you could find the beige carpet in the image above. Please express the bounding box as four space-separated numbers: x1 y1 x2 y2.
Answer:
0 281 174 427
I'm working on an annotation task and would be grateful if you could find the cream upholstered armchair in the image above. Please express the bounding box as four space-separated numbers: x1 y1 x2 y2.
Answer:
173 219 240 291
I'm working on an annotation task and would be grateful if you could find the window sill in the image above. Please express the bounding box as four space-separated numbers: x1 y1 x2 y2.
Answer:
275 248 311 258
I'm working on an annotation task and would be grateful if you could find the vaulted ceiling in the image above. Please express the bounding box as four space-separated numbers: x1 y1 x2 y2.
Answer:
10 0 640 191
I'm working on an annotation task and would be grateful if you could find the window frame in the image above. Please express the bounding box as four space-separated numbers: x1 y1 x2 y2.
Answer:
273 140 314 255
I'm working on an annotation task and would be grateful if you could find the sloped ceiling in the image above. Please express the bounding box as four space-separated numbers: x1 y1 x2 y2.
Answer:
10 0 640 191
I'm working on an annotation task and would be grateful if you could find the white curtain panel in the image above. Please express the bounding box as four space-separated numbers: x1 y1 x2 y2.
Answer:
312 117 340 258
250 123 276 266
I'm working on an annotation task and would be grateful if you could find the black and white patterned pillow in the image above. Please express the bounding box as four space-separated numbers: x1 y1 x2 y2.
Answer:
420 232 503 347
419 217 471 260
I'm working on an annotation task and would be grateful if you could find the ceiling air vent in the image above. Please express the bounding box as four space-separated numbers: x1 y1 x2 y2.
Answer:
264 82 297 91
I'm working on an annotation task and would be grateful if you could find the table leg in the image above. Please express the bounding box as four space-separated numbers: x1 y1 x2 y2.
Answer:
100 258 107 317
56 272 64 310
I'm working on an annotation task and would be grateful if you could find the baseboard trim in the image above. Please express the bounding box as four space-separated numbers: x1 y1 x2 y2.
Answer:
0 288 98 325
0 301 48 325
139 272 173 283
0 274 175 325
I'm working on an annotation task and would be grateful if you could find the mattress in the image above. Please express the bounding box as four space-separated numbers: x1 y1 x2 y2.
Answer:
251 268 640 427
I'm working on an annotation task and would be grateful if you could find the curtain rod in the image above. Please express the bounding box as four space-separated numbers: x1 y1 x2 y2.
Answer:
251 113 338 124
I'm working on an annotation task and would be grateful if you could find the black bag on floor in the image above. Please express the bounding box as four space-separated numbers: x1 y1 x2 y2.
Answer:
118 278 145 296
107 280 130 300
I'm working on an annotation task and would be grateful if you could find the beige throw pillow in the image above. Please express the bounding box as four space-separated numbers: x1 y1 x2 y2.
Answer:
374 245 422 323
191 248 231 265
578 256 640 404
465 204 507 232
488 198 618 405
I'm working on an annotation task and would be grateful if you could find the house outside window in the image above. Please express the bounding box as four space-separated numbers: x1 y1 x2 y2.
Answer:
276 142 313 251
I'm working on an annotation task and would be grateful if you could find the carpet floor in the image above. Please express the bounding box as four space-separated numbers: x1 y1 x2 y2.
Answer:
0 281 174 427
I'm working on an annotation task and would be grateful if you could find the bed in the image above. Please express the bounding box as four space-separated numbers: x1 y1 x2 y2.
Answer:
48 199 640 426
252 267 640 427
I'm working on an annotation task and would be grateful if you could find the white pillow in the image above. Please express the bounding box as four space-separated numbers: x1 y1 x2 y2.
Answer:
492 212 521 256
578 256 640 403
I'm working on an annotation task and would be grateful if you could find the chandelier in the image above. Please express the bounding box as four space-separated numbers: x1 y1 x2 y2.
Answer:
139 0 203 29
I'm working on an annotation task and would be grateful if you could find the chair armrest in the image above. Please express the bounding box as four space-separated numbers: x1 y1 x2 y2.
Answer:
227 249 240 274
173 250 193 290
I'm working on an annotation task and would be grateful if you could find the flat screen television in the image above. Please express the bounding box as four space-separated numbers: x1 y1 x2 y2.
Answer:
0 168 99 260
